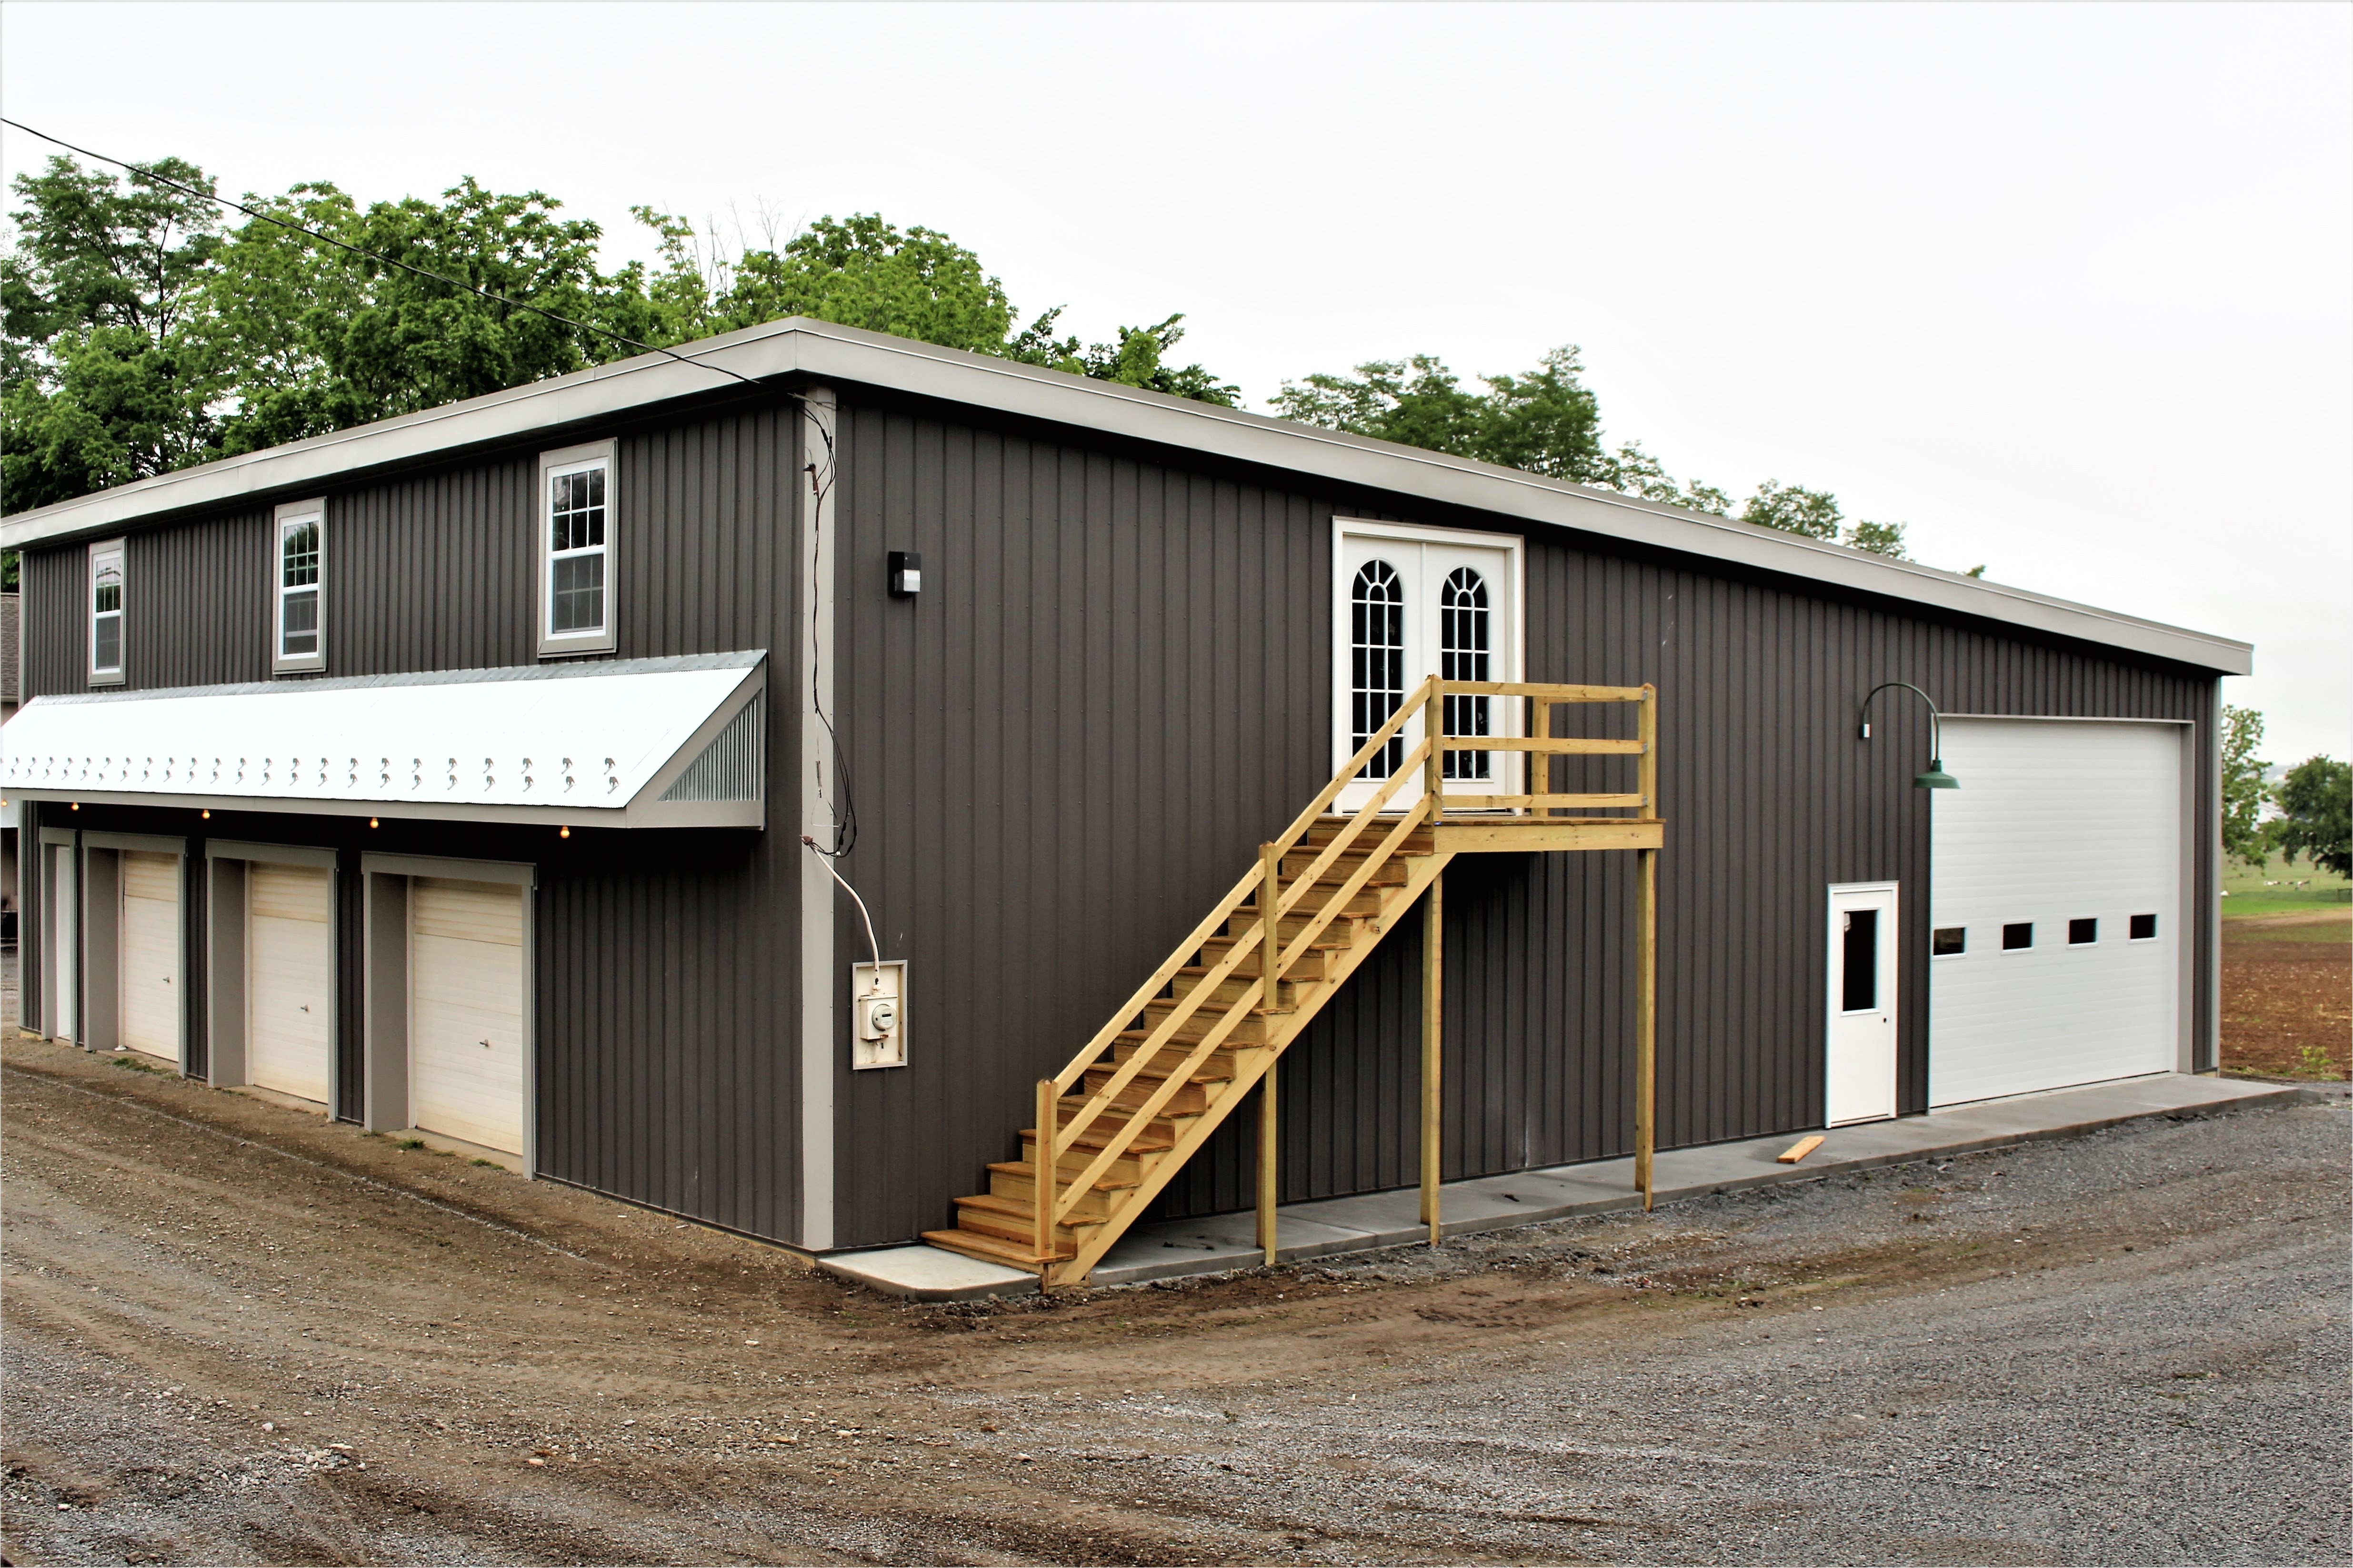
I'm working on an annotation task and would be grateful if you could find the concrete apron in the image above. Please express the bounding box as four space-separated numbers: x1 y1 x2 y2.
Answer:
819 1072 2329 1302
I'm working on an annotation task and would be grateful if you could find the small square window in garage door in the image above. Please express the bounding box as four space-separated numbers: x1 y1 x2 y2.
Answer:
1929 720 2181 1107
409 877 525 1155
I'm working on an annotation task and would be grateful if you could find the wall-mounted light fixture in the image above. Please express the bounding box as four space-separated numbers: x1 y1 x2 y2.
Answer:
1859 681 1959 789
887 550 922 599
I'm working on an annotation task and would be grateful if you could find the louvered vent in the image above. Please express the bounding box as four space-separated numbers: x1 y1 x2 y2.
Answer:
659 701 763 801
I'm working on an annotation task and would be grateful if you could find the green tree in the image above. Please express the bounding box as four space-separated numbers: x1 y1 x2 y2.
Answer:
2272 755 2351 878
1270 346 1609 481
2 153 226 508
2219 705 2273 867
203 179 654 455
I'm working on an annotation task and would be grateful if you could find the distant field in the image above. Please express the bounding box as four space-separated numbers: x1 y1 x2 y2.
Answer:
2223 852 2350 919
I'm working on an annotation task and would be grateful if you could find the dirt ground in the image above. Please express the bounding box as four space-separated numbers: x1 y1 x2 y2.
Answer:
2221 910 2351 1081
3 1035 2348 1568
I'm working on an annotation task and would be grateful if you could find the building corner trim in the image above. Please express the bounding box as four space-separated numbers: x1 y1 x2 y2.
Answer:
797 386 839 1252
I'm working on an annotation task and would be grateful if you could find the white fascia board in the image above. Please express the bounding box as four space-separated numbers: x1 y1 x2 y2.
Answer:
0 651 765 829
0 320 2253 677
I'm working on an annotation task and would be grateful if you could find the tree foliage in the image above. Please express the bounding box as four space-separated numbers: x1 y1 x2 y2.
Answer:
1272 348 1951 568
2219 705 2273 867
3 157 1237 511
2272 755 2351 878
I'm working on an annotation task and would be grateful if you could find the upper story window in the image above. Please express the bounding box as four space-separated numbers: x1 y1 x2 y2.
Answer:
538 440 617 657
89 539 125 686
274 499 326 674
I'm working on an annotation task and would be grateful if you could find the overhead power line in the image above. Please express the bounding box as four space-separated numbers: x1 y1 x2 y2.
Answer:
0 115 761 391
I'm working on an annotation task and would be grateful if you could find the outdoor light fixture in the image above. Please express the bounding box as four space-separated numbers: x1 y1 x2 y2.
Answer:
559 825 571 839
1859 681 1959 789
887 550 922 599
368 816 379 829
201 808 211 819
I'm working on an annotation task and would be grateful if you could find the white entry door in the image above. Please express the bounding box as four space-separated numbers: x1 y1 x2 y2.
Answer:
409 877 526 1154
119 851 180 1063
1334 523 1521 812
248 863 333 1105
1825 882 1898 1125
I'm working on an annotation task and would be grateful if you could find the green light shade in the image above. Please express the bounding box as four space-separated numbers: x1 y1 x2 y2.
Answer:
1914 759 1960 790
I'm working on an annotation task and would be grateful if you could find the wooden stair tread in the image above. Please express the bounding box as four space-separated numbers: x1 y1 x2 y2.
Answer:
922 1228 1067 1267
1022 1124 1176 1153
988 1159 1140 1191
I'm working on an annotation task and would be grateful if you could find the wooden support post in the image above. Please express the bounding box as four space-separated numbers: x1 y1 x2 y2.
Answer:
1257 1064 1279 1267
1035 1078 1057 1284
1634 846 1656 1211
1634 681 1659 1210
1423 680 1445 813
1420 870 1444 1247
1531 695 1552 817
1260 841 1284 1012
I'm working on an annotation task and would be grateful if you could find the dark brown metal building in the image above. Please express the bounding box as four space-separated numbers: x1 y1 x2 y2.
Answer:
1 319 2252 1262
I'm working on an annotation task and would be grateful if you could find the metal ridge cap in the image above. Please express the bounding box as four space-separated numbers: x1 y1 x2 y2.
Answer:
8 649 767 708
781 323 2255 671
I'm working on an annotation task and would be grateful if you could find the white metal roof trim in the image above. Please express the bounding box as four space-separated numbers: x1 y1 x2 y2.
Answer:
0 656 761 811
19 649 765 708
0 319 2253 676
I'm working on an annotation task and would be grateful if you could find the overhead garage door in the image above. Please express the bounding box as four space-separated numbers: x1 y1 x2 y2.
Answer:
119 851 180 1062
249 863 332 1104
1930 719 2183 1107
410 877 525 1154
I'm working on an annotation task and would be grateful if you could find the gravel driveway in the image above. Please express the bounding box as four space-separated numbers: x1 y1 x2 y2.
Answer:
4 1035 2345 1565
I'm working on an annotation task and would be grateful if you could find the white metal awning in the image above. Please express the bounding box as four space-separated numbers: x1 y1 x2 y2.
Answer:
0 652 766 829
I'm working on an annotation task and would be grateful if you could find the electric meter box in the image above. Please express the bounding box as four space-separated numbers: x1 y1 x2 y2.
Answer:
850 960 908 1069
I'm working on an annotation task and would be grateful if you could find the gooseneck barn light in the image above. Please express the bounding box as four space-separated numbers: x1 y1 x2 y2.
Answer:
1859 681 1959 789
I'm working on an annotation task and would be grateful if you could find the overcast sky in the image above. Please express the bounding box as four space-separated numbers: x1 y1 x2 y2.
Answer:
4 1 2346 761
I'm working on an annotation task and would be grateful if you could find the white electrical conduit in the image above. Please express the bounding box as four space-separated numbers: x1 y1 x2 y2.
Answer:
802 836 881 971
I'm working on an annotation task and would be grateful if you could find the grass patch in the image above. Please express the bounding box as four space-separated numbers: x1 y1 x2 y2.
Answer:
398 1137 426 1151
471 1158 503 1169
107 1055 167 1075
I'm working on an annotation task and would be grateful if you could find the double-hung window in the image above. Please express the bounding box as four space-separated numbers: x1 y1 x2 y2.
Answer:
273 499 327 673
89 539 126 686
538 440 617 657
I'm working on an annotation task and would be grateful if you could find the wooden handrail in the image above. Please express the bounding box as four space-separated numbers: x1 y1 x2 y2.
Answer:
1031 675 1657 1254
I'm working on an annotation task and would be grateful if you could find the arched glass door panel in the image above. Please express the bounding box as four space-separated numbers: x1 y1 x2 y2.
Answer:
1351 559 1408 778
1440 566 1491 780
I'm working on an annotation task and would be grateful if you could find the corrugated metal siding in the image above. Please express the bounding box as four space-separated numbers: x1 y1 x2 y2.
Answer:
12 398 809 1239
827 400 2219 1239
13 386 2219 1249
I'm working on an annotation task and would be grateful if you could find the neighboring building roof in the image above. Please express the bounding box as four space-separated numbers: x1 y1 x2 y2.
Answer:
0 650 767 829
0 319 2252 676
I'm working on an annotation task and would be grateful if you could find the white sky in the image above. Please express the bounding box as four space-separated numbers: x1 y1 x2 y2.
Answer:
4 1 2346 761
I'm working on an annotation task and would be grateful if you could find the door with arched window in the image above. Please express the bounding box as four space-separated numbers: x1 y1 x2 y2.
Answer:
1334 521 1522 812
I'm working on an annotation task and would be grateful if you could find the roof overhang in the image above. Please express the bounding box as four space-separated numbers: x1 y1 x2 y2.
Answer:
0 319 2253 678
0 652 767 829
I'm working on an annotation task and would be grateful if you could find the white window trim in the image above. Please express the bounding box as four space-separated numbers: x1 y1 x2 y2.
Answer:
536 439 617 659
88 538 126 687
272 498 327 675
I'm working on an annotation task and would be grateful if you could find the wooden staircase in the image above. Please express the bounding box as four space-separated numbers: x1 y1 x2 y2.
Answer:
923 676 1662 1286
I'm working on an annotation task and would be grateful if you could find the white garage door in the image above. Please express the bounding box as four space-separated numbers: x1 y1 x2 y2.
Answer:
120 851 180 1062
1930 719 2182 1107
410 878 525 1154
248 863 332 1104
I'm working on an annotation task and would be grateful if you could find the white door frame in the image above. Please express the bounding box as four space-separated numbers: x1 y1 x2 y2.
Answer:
1331 517 1525 810
1825 880 1899 1126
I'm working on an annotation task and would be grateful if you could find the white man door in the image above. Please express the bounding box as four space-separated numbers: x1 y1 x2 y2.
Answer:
1334 522 1522 812
1825 883 1899 1125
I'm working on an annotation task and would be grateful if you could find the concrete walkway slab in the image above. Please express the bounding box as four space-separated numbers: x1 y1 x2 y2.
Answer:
832 1073 2324 1299
819 1244 1039 1301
